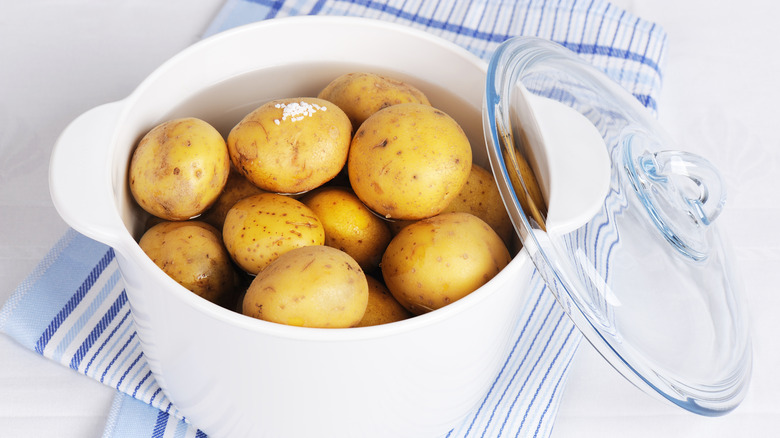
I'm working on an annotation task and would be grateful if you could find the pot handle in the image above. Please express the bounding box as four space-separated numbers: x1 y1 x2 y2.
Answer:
527 93 612 236
49 101 127 247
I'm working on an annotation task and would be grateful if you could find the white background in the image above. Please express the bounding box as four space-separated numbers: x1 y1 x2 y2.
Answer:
1 0 778 436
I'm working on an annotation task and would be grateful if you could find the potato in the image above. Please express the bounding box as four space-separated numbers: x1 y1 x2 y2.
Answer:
139 221 236 306
348 103 472 220
355 276 412 327
227 97 352 194
199 168 265 230
222 193 324 274
317 72 430 128
301 186 392 273
243 246 369 328
509 145 548 230
129 117 230 221
441 164 514 249
381 212 511 315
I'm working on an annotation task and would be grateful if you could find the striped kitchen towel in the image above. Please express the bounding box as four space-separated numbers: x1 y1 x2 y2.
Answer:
0 1 667 437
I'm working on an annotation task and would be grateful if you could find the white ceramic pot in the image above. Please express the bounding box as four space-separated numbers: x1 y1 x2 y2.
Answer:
49 16 606 438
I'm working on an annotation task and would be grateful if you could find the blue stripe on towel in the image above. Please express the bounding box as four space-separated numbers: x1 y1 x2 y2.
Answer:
53 267 121 363
109 344 143 389
0 229 111 349
494 300 561 436
100 331 138 383
83 308 129 374
102 394 164 438
149 387 163 405
35 247 114 354
69 287 128 370
322 0 661 72
462 276 547 437
151 410 169 438
516 322 577 436
133 370 154 398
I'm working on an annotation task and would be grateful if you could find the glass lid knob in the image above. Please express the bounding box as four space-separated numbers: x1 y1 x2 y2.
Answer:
623 132 726 261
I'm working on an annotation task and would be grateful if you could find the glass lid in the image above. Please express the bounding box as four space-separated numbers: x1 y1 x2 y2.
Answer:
483 37 752 415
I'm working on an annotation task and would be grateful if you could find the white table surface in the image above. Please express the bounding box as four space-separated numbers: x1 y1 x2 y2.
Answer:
1 1 778 436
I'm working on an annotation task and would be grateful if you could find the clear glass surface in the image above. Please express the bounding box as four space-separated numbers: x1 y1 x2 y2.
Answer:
483 37 751 415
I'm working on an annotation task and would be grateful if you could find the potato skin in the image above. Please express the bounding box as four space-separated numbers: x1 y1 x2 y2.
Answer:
227 97 352 194
199 168 265 231
348 103 472 220
441 164 514 249
139 221 236 305
381 212 511 314
355 275 412 327
301 186 392 273
242 246 369 328
129 117 230 221
318 72 430 129
222 193 324 274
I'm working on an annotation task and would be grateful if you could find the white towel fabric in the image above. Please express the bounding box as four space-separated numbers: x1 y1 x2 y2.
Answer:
0 1 667 437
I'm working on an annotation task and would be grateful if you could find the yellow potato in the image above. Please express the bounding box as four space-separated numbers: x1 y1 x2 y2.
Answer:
318 72 430 128
129 117 230 221
441 164 514 249
355 275 412 327
381 212 511 315
222 193 324 274
242 245 369 328
348 103 472 220
300 186 392 273
227 97 352 194
139 221 236 306
199 168 266 230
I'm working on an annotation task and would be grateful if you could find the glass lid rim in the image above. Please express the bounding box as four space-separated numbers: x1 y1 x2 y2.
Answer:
482 35 752 415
